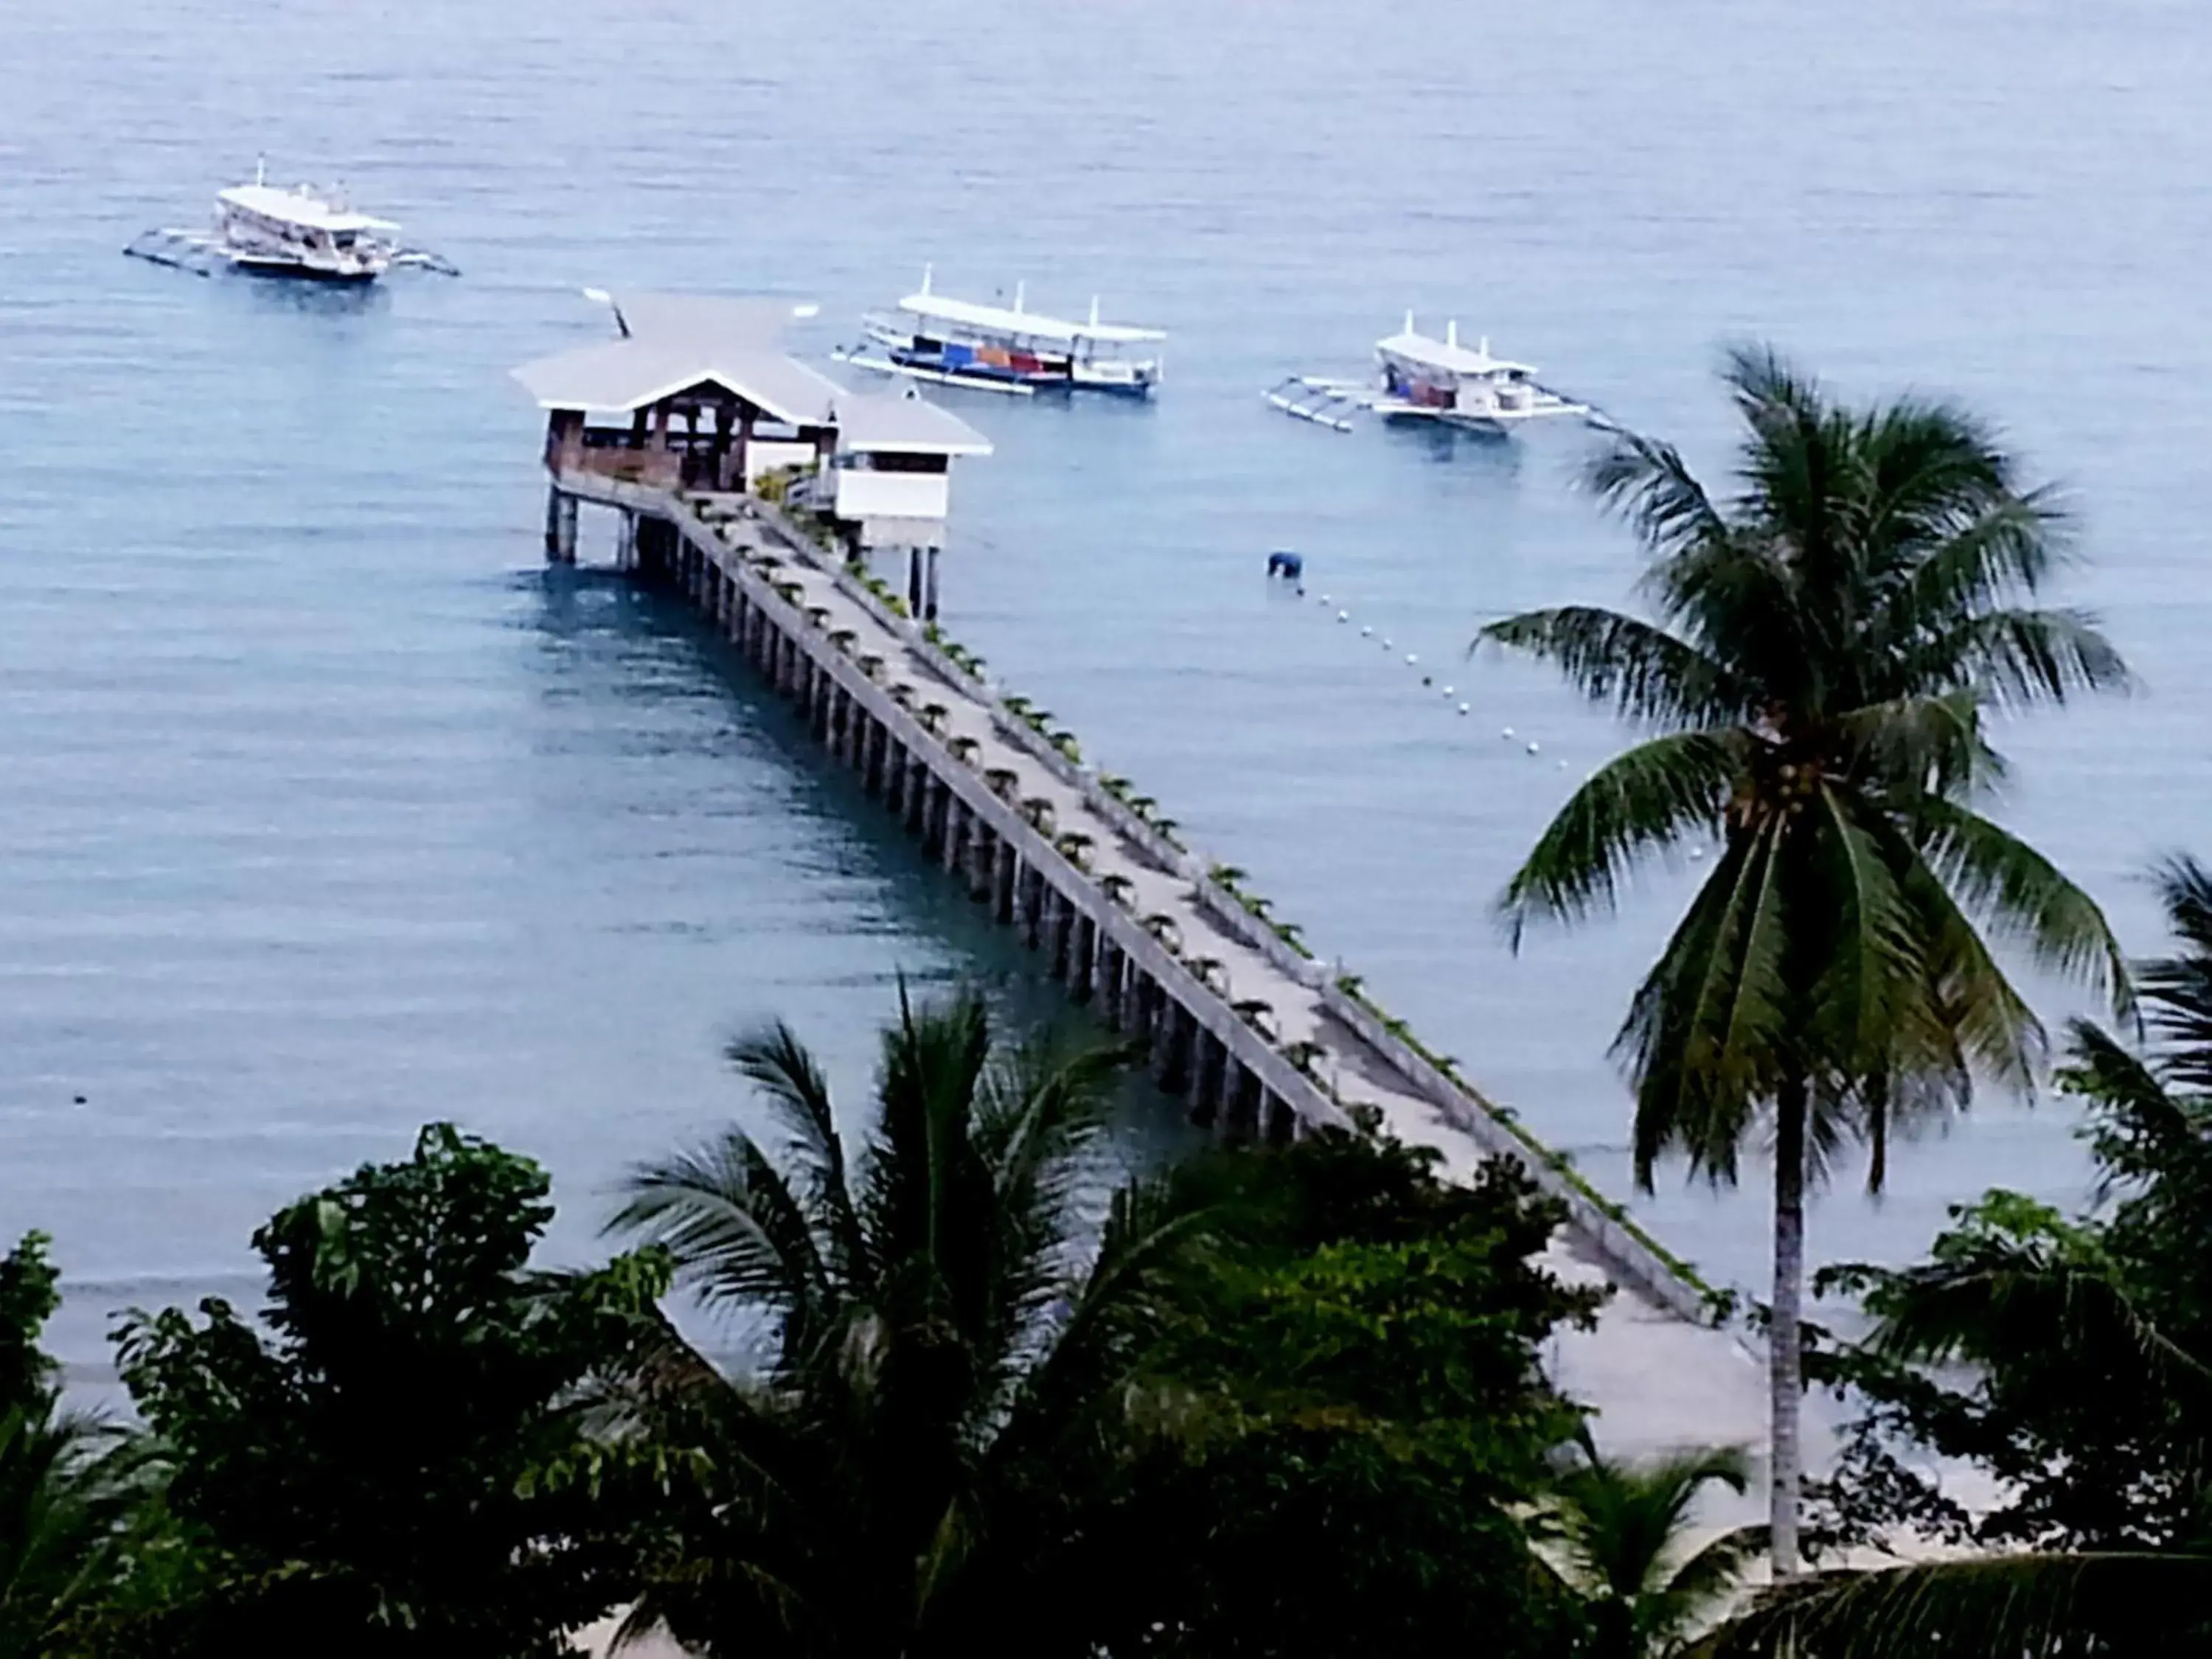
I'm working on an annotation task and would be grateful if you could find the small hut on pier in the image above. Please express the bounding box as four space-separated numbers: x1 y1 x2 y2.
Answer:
512 292 990 552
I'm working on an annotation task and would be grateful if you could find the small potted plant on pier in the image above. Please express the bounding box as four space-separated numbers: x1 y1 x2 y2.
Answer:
1020 798 1054 834
947 735 981 763
1099 873 1135 906
1231 999 1279 1040
1054 830 1095 869
1186 956 1226 992
919 703 950 734
984 767 1019 799
1142 914 1182 953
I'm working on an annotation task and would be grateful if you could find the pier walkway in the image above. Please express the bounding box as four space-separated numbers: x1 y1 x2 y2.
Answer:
546 476 1767 1461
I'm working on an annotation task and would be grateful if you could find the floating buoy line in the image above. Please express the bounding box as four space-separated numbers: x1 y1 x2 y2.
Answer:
1267 553 1576 766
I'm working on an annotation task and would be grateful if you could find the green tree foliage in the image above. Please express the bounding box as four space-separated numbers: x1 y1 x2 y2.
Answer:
1478 346 2129 1574
0 1232 150 1659
1080 1125 1604 1659
109 1124 671 1658
608 989 1232 1657
1703 856 2212 1654
0 1236 62 1419
611 996 1604 1659
1809 857 2212 1558
1543 1433 1759 1658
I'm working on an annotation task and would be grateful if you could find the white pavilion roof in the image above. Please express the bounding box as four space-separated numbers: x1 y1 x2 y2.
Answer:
512 338 847 425
512 291 991 455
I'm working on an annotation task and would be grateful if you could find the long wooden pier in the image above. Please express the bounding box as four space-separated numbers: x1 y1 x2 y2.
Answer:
543 474 1770 1458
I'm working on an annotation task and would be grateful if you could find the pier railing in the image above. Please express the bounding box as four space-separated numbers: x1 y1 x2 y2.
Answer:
705 487 1727 1326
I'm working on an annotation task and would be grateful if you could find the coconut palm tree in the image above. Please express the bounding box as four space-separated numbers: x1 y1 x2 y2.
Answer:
1545 1433 1761 1657
607 988 1228 1658
1697 855 2212 1656
1478 346 2131 1577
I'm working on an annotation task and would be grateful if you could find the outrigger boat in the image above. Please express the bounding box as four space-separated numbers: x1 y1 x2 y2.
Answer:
835 268 1165 397
125 161 457 281
1266 315 1596 436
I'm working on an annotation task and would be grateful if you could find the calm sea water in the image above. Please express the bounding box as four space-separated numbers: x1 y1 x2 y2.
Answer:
4 0 2209 1374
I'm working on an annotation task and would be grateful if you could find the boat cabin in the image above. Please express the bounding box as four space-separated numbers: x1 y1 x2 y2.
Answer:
854 270 1166 395
513 291 991 549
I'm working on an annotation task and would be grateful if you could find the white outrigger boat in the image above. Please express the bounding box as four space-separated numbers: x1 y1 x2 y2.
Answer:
834 268 1165 397
125 162 457 282
1266 316 1596 436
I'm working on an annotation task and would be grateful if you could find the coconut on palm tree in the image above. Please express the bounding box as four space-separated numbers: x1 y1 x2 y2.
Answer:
608 988 1228 1657
1478 346 2130 1576
1543 1432 1761 1658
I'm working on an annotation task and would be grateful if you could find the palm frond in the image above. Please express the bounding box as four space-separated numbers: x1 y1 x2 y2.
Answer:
1698 1551 2212 1658
1913 798 2132 1020
610 1130 830 1338
1868 489 2069 655
2137 855 2212 1082
1806 785 1931 1088
726 1021 869 1287
992 1164 1238 1469
1859 1203 2212 1402
2061 1018 2199 1180
1477 606 1751 730
1664 1522 1767 1611
1618 818 1789 1187
1913 605 2132 709
1498 730 1745 945
1584 427 1733 560
861 987 993 1281
1855 394 2025 567
1836 689 2000 803
1895 850 2045 1096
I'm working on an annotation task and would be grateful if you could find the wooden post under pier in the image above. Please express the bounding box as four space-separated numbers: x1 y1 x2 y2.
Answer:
521 477 1752 1418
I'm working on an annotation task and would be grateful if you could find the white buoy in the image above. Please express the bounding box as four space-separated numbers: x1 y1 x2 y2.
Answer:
1688 846 1705 860
1320 594 1331 604
1405 653 1419 666
1360 625 1372 637
1458 703 1470 714
1501 727 1515 740
1526 741 1541 755
1441 685 1454 697
1557 759 1569 770
1338 611 1349 622
1382 638 1394 650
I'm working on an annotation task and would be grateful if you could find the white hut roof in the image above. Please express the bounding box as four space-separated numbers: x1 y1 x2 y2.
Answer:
512 291 991 456
512 338 846 425
833 389 994 456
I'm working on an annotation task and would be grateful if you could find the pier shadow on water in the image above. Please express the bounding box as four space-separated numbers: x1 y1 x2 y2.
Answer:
522 563 1206 1169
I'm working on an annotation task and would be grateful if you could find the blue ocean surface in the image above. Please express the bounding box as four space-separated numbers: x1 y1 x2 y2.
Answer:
3 0 2208 1377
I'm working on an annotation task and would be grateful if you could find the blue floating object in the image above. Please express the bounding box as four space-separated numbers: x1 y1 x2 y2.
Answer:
1266 550 1305 580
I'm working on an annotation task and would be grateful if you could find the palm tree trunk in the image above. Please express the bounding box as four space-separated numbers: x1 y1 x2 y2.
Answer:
1769 1074 1806 1580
